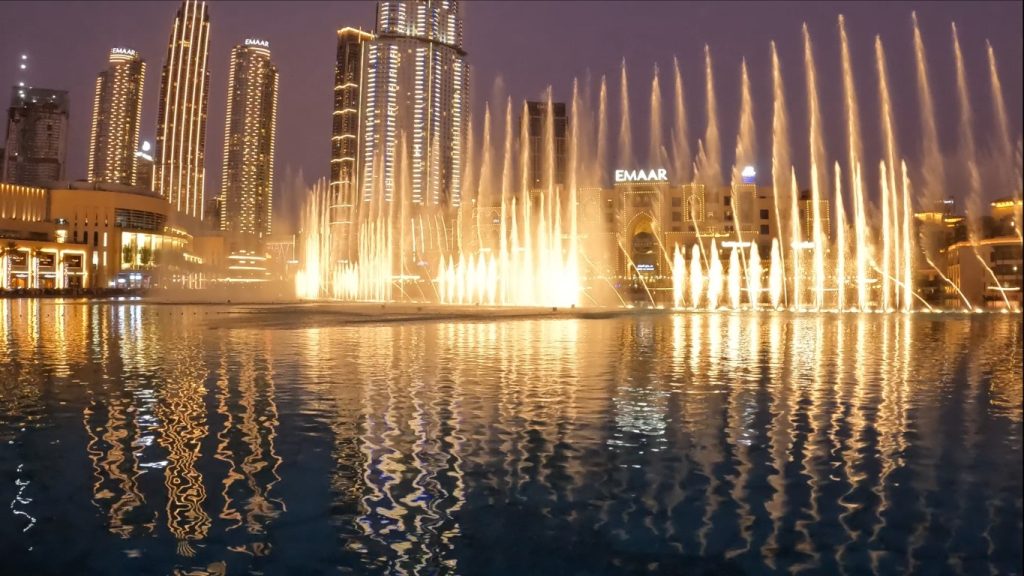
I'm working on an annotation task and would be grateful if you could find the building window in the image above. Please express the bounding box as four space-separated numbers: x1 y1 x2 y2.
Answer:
672 211 682 222
760 225 770 235
724 195 731 206
671 197 682 207
760 209 770 220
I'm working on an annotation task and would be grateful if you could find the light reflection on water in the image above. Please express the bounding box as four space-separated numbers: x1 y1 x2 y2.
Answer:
0 299 1021 575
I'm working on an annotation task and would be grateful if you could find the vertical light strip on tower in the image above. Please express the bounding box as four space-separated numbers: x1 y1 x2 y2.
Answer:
155 0 210 220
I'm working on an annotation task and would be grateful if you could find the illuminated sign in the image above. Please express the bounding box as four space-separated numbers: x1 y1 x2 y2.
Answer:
741 165 756 184
110 48 137 57
245 38 270 48
615 168 668 183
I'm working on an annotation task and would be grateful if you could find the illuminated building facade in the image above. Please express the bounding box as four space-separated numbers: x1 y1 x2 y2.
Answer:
359 0 468 209
0 181 204 290
582 169 786 287
155 0 211 220
2 87 69 186
331 27 374 235
88 48 146 186
220 39 278 247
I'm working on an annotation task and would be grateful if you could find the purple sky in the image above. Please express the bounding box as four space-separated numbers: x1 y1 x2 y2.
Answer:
1 1 1021 226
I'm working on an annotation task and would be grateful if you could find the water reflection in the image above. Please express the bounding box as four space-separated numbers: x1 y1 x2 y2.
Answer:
0 300 1020 575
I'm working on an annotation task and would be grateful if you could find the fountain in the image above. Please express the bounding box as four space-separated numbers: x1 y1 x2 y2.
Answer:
293 14 1021 314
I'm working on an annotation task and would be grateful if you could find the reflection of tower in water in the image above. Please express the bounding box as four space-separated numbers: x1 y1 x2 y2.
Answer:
156 336 211 557
213 331 284 557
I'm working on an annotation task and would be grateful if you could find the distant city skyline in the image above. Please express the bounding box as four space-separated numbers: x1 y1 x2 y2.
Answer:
0 1 1020 229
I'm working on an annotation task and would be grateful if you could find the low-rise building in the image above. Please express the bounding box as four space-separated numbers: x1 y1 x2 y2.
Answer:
1 181 208 291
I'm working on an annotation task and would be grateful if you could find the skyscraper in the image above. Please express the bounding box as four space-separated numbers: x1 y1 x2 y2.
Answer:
359 0 468 209
2 87 69 185
220 38 279 245
88 48 145 186
155 0 210 220
331 27 373 228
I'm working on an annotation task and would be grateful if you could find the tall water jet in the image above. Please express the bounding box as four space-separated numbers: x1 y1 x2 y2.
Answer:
596 75 608 186
732 58 756 186
986 41 1015 192
789 168 802 310
748 242 763 310
900 161 917 311
853 163 869 309
803 24 827 310
672 245 686 308
707 240 723 310
649 64 665 168
954 28 1012 309
876 37 899 308
475 105 494 251
568 78 581 307
697 45 722 192
770 41 791 307
670 56 691 184
912 12 944 209
769 238 783 309
618 59 633 169
730 58 756 283
728 248 742 309
953 23 982 232
834 163 847 310
879 162 893 310
689 244 703 308
989 45 1022 242
840 15 869 311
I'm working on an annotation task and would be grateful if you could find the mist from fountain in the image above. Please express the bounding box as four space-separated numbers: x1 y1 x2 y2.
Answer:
912 12 944 209
697 46 721 192
728 247 741 309
671 57 691 185
619 60 633 169
835 163 847 310
840 16 871 311
803 24 827 311
770 42 792 308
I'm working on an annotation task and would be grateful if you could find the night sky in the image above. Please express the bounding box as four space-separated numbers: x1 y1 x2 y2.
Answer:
1 1 1021 229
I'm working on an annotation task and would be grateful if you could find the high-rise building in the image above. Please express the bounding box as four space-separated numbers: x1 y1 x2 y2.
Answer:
359 0 468 209
220 38 278 245
88 48 146 186
521 100 567 191
2 87 69 185
331 28 373 220
155 0 210 220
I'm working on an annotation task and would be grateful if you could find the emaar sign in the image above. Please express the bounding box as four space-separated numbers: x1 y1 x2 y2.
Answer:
614 168 668 183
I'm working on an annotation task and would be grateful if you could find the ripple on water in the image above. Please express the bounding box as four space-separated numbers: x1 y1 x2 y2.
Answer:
0 301 1020 575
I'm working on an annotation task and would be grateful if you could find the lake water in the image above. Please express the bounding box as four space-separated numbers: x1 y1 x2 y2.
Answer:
0 300 1021 575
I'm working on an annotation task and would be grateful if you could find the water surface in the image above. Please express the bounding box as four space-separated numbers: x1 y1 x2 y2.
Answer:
1 300 1021 575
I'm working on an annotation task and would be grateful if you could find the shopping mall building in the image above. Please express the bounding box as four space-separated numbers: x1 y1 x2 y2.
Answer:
1 181 208 290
